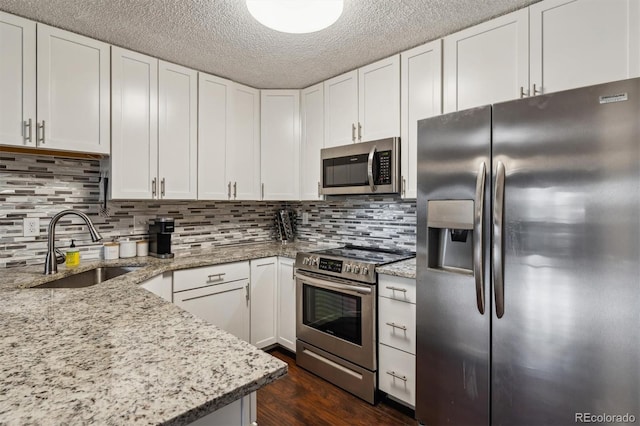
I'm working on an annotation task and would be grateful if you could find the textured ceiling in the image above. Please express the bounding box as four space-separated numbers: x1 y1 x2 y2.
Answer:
0 0 541 89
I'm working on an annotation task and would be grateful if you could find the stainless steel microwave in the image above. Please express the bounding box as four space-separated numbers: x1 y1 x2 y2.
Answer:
320 137 401 195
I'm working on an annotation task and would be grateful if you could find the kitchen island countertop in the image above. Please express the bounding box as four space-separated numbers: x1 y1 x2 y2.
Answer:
0 241 330 425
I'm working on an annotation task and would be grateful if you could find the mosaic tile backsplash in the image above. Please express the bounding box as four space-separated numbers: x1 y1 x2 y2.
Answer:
0 153 416 268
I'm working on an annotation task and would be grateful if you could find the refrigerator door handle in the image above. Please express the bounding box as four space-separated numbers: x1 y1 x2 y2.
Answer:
493 161 506 318
473 161 486 315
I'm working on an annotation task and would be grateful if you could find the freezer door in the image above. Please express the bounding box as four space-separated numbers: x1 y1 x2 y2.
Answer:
492 78 640 425
416 106 491 425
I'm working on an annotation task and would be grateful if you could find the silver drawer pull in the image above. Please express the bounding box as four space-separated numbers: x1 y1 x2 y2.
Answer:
385 322 407 331
385 286 407 293
207 273 226 282
386 371 407 382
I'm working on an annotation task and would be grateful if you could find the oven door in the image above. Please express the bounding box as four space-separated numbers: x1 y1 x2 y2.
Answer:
296 270 376 370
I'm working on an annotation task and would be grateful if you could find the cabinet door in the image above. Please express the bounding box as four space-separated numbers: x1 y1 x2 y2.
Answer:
400 41 442 199
324 70 358 147
198 72 233 200
530 0 640 95
158 60 197 200
277 257 296 352
300 83 324 200
443 9 529 113
0 12 35 148
379 296 417 355
230 83 261 200
36 24 110 154
379 344 416 407
358 55 400 142
111 47 158 200
261 90 300 200
140 272 172 303
173 279 250 342
250 257 278 348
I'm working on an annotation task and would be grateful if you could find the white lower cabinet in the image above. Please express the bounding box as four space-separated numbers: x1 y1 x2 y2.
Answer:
187 392 256 426
378 274 416 408
250 257 278 348
277 257 296 352
139 272 173 303
173 262 251 343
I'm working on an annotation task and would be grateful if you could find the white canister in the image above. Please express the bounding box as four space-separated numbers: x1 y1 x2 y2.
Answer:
119 240 137 258
103 242 120 260
136 240 149 257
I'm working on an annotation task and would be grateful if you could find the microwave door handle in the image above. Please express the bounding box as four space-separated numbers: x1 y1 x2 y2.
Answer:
367 145 377 192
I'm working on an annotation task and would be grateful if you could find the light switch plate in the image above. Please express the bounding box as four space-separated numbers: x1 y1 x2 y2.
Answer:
133 215 154 233
302 212 309 225
23 218 40 237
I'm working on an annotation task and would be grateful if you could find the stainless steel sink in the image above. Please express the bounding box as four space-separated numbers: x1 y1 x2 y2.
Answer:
34 266 141 289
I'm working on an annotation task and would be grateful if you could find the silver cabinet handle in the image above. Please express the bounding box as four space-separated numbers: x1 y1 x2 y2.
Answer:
317 181 321 197
207 273 225 283
351 123 356 142
385 322 407 331
38 120 45 144
473 161 486 315
493 161 506 318
152 178 157 198
519 86 529 98
233 182 237 199
402 177 406 196
161 178 165 197
246 283 250 305
385 286 407 293
227 182 231 200
386 371 407 382
533 83 542 95
23 119 33 144
261 183 264 199
367 145 377 192
357 122 362 141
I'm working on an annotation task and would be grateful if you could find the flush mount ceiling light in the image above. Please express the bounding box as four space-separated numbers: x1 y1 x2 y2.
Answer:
246 0 344 34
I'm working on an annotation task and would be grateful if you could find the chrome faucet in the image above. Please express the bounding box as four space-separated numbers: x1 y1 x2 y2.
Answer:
44 209 103 275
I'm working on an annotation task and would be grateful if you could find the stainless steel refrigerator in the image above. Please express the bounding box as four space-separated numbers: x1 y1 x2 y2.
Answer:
416 78 639 425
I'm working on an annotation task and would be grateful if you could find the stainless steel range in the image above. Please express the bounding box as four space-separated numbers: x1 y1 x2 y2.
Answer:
294 245 415 403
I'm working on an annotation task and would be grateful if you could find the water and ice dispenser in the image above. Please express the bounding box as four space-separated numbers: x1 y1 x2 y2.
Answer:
427 200 474 273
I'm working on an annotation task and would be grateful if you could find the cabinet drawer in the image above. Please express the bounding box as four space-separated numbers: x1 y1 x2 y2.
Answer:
378 275 416 304
379 343 416 407
379 296 416 354
173 261 250 292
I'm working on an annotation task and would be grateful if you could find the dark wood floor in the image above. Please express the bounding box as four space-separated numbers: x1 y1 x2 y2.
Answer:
257 348 417 426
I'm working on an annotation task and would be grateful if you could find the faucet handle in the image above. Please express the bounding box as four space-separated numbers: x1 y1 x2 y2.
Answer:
55 248 66 264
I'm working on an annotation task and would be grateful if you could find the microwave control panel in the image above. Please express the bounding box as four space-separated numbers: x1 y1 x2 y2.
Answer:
376 150 392 185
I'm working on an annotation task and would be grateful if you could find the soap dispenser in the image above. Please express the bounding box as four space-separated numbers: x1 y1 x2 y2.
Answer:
66 240 80 268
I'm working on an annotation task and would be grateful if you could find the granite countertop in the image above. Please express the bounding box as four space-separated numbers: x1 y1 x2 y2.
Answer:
376 257 416 279
0 241 329 426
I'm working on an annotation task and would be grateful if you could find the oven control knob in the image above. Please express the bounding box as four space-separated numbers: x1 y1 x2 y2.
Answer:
361 267 369 275
353 265 360 274
345 264 352 272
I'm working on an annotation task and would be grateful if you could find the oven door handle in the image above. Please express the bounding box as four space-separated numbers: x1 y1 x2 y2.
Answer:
297 271 372 295
367 145 377 192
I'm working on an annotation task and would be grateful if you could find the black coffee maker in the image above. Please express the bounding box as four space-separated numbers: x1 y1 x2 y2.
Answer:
149 217 175 258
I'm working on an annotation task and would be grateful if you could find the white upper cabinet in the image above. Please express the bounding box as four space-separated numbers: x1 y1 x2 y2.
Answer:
358 55 400 142
300 83 324 200
111 47 158 199
400 40 442 199
529 0 640 95
260 90 300 200
158 60 198 200
229 83 261 200
443 9 529 113
324 55 400 146
37 24 110 154
324 70 358 147
0 12 35 148
198 72 233 200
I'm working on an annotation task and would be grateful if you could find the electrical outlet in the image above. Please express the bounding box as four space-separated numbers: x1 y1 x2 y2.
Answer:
23 218 40 237
302 212 309 225
133 215 154 233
